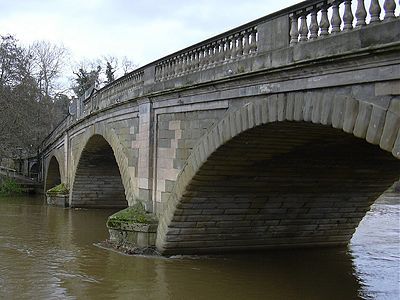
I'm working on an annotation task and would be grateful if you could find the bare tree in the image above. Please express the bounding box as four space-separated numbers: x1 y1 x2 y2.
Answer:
120 56 137 75
29 41 69 99
0 35 70 160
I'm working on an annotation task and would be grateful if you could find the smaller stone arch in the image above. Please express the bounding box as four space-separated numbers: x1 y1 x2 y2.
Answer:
45 156 62 192
70 133 130 208
29 162 39 180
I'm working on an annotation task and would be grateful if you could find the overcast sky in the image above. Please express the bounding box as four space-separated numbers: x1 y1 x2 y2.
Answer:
0 0 299 67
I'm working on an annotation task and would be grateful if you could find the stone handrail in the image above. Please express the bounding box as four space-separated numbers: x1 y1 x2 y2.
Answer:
40 115 72 149
41 0 399 151
87 0 399 111
289 0 398 44
154 25 258 81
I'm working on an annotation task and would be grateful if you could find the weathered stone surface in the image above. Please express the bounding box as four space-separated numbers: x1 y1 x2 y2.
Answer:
39 11 400 255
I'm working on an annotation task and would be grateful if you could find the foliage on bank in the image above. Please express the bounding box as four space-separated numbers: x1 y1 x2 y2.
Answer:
0 178 22 196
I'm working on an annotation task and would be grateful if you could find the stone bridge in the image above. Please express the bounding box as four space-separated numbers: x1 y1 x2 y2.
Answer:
39 0 400 254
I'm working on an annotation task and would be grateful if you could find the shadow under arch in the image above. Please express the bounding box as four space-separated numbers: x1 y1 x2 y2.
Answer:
29 162 39 180
45 156 62 191
70 134 128 208
157 97 400 254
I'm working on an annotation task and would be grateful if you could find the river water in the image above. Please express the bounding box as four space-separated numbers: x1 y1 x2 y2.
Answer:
0 195 398 300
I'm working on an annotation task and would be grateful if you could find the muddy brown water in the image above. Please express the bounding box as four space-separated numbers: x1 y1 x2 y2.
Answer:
0 195 398 299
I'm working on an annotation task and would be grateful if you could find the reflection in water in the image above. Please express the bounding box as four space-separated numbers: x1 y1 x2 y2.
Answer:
350 196 400 300
0 195 398 299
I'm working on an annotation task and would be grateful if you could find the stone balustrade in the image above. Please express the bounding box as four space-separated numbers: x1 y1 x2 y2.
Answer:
41 115 72 149
154 26 258 81
289 0 398 44
93 70 144 106
41 0 399 151
72 0 399 120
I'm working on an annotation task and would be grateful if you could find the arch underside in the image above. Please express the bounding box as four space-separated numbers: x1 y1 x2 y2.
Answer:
71 135 128 208
45 157 61 191
162 122 400 254
30 163 39 178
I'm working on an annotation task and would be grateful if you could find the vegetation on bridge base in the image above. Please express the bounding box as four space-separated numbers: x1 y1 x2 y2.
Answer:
46 183 69 196
106 203 158 253
0 178 22 196
107 203 157 228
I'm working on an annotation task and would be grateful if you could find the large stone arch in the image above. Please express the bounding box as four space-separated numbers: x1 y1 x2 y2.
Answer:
45 151 64 192
70 125 136 208
156 92 400 254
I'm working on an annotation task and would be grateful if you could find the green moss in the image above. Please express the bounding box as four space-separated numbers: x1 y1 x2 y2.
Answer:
0 178 22 196
107 203 157 228
47 183 69 196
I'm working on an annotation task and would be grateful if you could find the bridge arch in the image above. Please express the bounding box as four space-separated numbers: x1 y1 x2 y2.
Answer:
45 155 63 192
70 130 134 208
157 93 400 254
29 162 39 180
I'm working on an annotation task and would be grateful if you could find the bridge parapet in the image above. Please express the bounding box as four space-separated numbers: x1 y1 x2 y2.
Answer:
75 0 398 118
289 0 398 44
154 25 258 82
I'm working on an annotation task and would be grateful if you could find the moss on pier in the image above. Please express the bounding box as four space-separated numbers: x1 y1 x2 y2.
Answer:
46 183 69 196
107 203 157 228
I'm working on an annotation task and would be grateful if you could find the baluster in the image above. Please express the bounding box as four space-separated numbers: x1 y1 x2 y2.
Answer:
178 54 183 75
158 66 162 80
177 54 183 76
208 44 214 66
202 47 208 69
173 58 179 76
191 51 196 70
185 53 190 72
319 5 330 36
188 51 194 71
299 15 309 42
225 37 232 60
191 51 196 71
163 61 168 79
343 0 354 31
216 40 224 63
231 36 238 59
309 9 318 39
249 28 257 53
184 52 190 72
214 41 222 64
369 0 381 23
170 60 175 77
243 31 250 55
161 64 166 80
193 51 198 70
383 0 396 19
197 50 203 70
331 2 342 34
166 60 171 78
178 55 184 75
355 0 367 27
181 55 187 74
194 50 199 70
290 14 299 44
214 43 220 63
237 33 244 56
220 39 227 62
